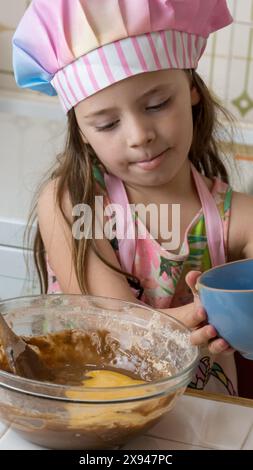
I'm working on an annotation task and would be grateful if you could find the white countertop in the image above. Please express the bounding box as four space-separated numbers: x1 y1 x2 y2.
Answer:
1 391 253 450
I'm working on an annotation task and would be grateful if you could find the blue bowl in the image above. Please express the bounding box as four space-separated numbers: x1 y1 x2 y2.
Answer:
197 259 253 360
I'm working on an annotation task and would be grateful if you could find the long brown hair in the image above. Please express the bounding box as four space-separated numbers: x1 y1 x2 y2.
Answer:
26 70 236 294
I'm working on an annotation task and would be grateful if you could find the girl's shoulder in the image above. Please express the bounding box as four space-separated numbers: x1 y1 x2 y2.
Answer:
37 177 73 226
38 166 110 231
227 190 253 260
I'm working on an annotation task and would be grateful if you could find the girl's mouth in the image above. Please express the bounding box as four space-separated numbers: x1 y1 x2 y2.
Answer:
135 149 168 170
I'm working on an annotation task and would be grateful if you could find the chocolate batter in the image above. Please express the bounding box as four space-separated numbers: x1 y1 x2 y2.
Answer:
0 328 180 449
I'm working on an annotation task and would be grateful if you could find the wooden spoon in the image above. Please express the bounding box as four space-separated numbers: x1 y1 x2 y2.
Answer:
0 312 54 381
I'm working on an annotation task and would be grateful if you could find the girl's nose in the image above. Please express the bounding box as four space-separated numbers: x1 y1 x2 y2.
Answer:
126 117 156 148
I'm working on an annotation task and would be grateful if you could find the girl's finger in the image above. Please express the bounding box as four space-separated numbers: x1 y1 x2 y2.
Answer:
190 324 217 346
189 307 207 329
185 271 202 295
222 347 235 356
208 338 232 355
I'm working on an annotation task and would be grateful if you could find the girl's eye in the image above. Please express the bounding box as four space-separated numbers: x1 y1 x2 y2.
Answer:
96 121 119 132
147 98 171 110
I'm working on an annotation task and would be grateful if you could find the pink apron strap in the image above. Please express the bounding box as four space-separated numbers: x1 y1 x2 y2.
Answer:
104 173 136 273
190 163 226 266
104 164 226 274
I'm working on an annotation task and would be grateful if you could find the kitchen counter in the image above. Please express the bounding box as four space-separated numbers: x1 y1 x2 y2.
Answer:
0 390 252 450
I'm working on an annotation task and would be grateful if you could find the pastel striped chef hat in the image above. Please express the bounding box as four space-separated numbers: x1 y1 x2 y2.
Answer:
13 0 232 113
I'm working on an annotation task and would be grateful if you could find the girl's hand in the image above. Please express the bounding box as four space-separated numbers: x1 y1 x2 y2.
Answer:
184 271 234 355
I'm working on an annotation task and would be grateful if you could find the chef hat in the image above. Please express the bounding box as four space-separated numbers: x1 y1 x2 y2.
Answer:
13 0 233 113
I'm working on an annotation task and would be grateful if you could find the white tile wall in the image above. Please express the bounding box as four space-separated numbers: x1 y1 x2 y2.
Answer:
236 0 252 22
0 93 65 298
0 95 65 221
0 246 40 300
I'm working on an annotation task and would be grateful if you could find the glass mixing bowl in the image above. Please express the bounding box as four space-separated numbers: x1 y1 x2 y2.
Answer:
0 295 199 449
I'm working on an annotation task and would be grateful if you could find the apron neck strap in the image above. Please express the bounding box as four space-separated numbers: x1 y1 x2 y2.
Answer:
190 163 226 266
104 173 136 273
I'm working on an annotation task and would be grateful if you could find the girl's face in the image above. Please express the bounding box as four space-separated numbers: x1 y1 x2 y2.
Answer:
75 69 199 187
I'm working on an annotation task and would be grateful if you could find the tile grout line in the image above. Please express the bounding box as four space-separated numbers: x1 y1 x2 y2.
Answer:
145 433 215 450
240 422 253 449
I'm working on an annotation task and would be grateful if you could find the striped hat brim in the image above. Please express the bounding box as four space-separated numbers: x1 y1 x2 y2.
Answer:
51 30 206 113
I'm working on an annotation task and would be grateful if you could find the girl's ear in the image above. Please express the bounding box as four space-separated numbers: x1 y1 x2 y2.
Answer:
191 86 200 106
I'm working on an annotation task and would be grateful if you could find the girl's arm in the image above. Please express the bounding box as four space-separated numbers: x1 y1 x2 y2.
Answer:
38 179 141 300
237 193 253 258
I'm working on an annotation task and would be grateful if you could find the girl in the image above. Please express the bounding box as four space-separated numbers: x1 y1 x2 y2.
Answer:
13 0 253 396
